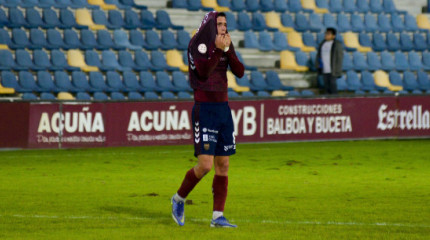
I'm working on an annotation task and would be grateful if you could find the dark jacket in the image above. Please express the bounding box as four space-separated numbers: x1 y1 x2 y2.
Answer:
315 39 344 78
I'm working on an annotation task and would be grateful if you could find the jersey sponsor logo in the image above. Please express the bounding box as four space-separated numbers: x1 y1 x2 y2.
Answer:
203 134 208 142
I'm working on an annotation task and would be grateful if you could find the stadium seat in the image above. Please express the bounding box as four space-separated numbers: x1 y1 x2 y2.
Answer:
227 71 250 92
84 50 103 70
143 91 158 99
416 14 430 31
361 70 385 91
135 50 162 71
15 50 40 71
57 92 75 100
381 51 396 71
54 71 80 92
375 70 402 91
72 71 98 92
70 0 100 9
120 71 142 92
117 50 143 71
114 29 141 50
265 12 293 33
119 0 147 9
161 30 178 50
88 0 117 10
88 71 114 92
151 51 179 71
302 32 317 48
140 10 157 29
287 90 301 96
372 33 386 52
295 13 309 32
0 78 15 94
0 50 19 71
249 71 275 91
258 32 274 51
329 0 342 13
231 0 246 11
235 74 252 88
51 50 79 71
271 90 286 97
171 71 191 92
359 33 373 49
346 70 362 91
400 33 414 52
408 52 424 71
237 12 252 31
301 89 314 96
22 93 38 100
288 31 316 52
93 92 109 100
103 50 127 71
378 14 392 32
122 9 142 29
33 50 54 71
386 33 400 52
29 29 48 50
245 0 260 12
253 12 277 32
43 9 64 29
109 91 126 100
68 50 99 72
274 0 288 12
78 29 97 50
370 0 384 13
8 7 29 29
260 0 275 12
39 88 59 99
224 12 237 32
384 0 402 13
106 71 128 91
273 32 299 51
403 71 419 91
289 0 312 13
97 29 118 50
417 71 430 90
342 52 354 71
352 52 368 71
295 51 309 69
76 92 92 100
176 91 191 99
202 0 230 11
323 13 337 29
303 0 328 13
76 9 106 30
394 51 409 71
45 29 65 50
107 10 125 29
240 91 254 97
256 91 270 97
391 14 404 32
422 52 430 70
156 71 176 92
281 13 295 31
139 71 163 91
336 75 348 91
60 9 87 29
19 71 43 92
10 28 30 50
405 14 419 32
388 70 403 87
309 13 324 32
177 30 191 51
244 31 260 49
343 0 357 13
1 71 31 92
413 33 427 52
166 50 188 72
155 10 184 30
144 30 162 50
228 91 240 98
351 14 365 32
64 29 85 50
280 50 309 72
187 0 213 11
344 32 372 52
26 8 48 29
265 70 293 90
364 13 379 32
337 14 352 32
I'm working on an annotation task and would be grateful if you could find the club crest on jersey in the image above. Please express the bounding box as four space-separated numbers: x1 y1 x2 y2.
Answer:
198 43 207 54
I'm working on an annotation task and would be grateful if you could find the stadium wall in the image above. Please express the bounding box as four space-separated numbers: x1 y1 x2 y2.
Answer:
1 96 430 149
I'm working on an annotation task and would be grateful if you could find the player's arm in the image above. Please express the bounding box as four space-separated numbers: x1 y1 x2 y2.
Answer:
193 35 226 79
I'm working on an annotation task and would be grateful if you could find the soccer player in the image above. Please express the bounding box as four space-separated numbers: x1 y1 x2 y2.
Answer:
171 11 244 228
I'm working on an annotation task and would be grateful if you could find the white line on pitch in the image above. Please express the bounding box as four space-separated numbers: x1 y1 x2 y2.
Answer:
1 214 429 228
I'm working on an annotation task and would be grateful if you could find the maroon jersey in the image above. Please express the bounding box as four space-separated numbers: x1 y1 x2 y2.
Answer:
188 11 244 102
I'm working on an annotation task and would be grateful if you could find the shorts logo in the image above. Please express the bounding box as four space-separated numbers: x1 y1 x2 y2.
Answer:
203 134 208 142
204 144 210 150
224 145 235 152
194 121 200 143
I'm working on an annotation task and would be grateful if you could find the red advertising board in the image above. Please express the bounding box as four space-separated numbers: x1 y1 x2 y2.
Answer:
2 95 429 149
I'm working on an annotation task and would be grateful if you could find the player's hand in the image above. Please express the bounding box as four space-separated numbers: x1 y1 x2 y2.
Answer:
215 34 226 50
224 33 231 47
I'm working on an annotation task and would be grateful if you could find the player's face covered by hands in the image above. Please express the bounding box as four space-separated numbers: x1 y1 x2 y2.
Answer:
215 16 231 50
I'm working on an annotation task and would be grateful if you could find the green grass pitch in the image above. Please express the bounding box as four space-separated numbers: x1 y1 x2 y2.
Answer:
0 140 429 239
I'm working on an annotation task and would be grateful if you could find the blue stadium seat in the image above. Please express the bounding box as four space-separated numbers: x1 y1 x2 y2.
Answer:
37 71 61 92
8 8 29 29
323 13 337 29
46 29 66 49
359 33 373 49
287 90 301 96
51 50 79 71
126 91 141 100
172 0 188 8
182 50 188 65
106 71 128 91
249 71 275 91
187 0 213 11
404 14 419 32
97 30 117 50
122 71 144 92
172 71 192 91
388 71 403 87
144 91 159 99
0 29 12 47
144 30 162 50
346 70 362 91
391 14 404 32
381 51 395 71
20 0 38 8
104 0 132 9
140 10 157 30
93 92 109 101
16 49 41 71
342 52 354 71
79 29 97 50
316 0 329 9
54 71 80 92
225 12 237 32
295 13 309 32
394 51 409 71
352 52 368 71
135 50 162 71
337 13 352 32
39 0 64 8
40 92 56 100
139 71 163 91
281 13 295 30
274 0 288 12
403 71 419 91
102 50 126 71
400 33 413 52
364 13 379 32
118 50 145 71
43 9 64 29
408 52 424 71
309 13 324 32
76 92 91 100
231 0 246 11
129 29 145 49
246 0 260 12
253 12 277 32
386 33 400 51
177 91 192 99
417 71 430 90
19 71 43 92
151 51 179 71
156 10 184 30
362 70 386 91
161 30 178 50
29 29 48 49
413 33 427 51
22 93 38 100
156 71 176 91
257 91 270 97
235 74 252 87
1 71 32 92
177 30 190 50
335 75 348 91
108 10 125 29
260 0 274 12
11 28 30 49
114 29 141 50
301 89 314 96
265 70 294 90
119 0 147 9
89 71 115 92
26 8 48 28
92 9 113 29
303 32 317 48
383 0 402 13
351 14 365 32
258 32 274 51
289 0 312 13
241 91 254 97
60 9 87 29
64 29 82 50
0 9 7 27
370 0 384 13
72 71 97 92
422 52 430 70
295 51 309 68
329 0 342 13
84 50 102 69
33 50 52 71
378 14 392 32
218 0 231 7
343 0 357 13
244 31 260 49
123 9 142 29
372 33 386 51
0 50 19 71
70 0 100 9
237 12 252 31
273 32 299 51
161 91 176 99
